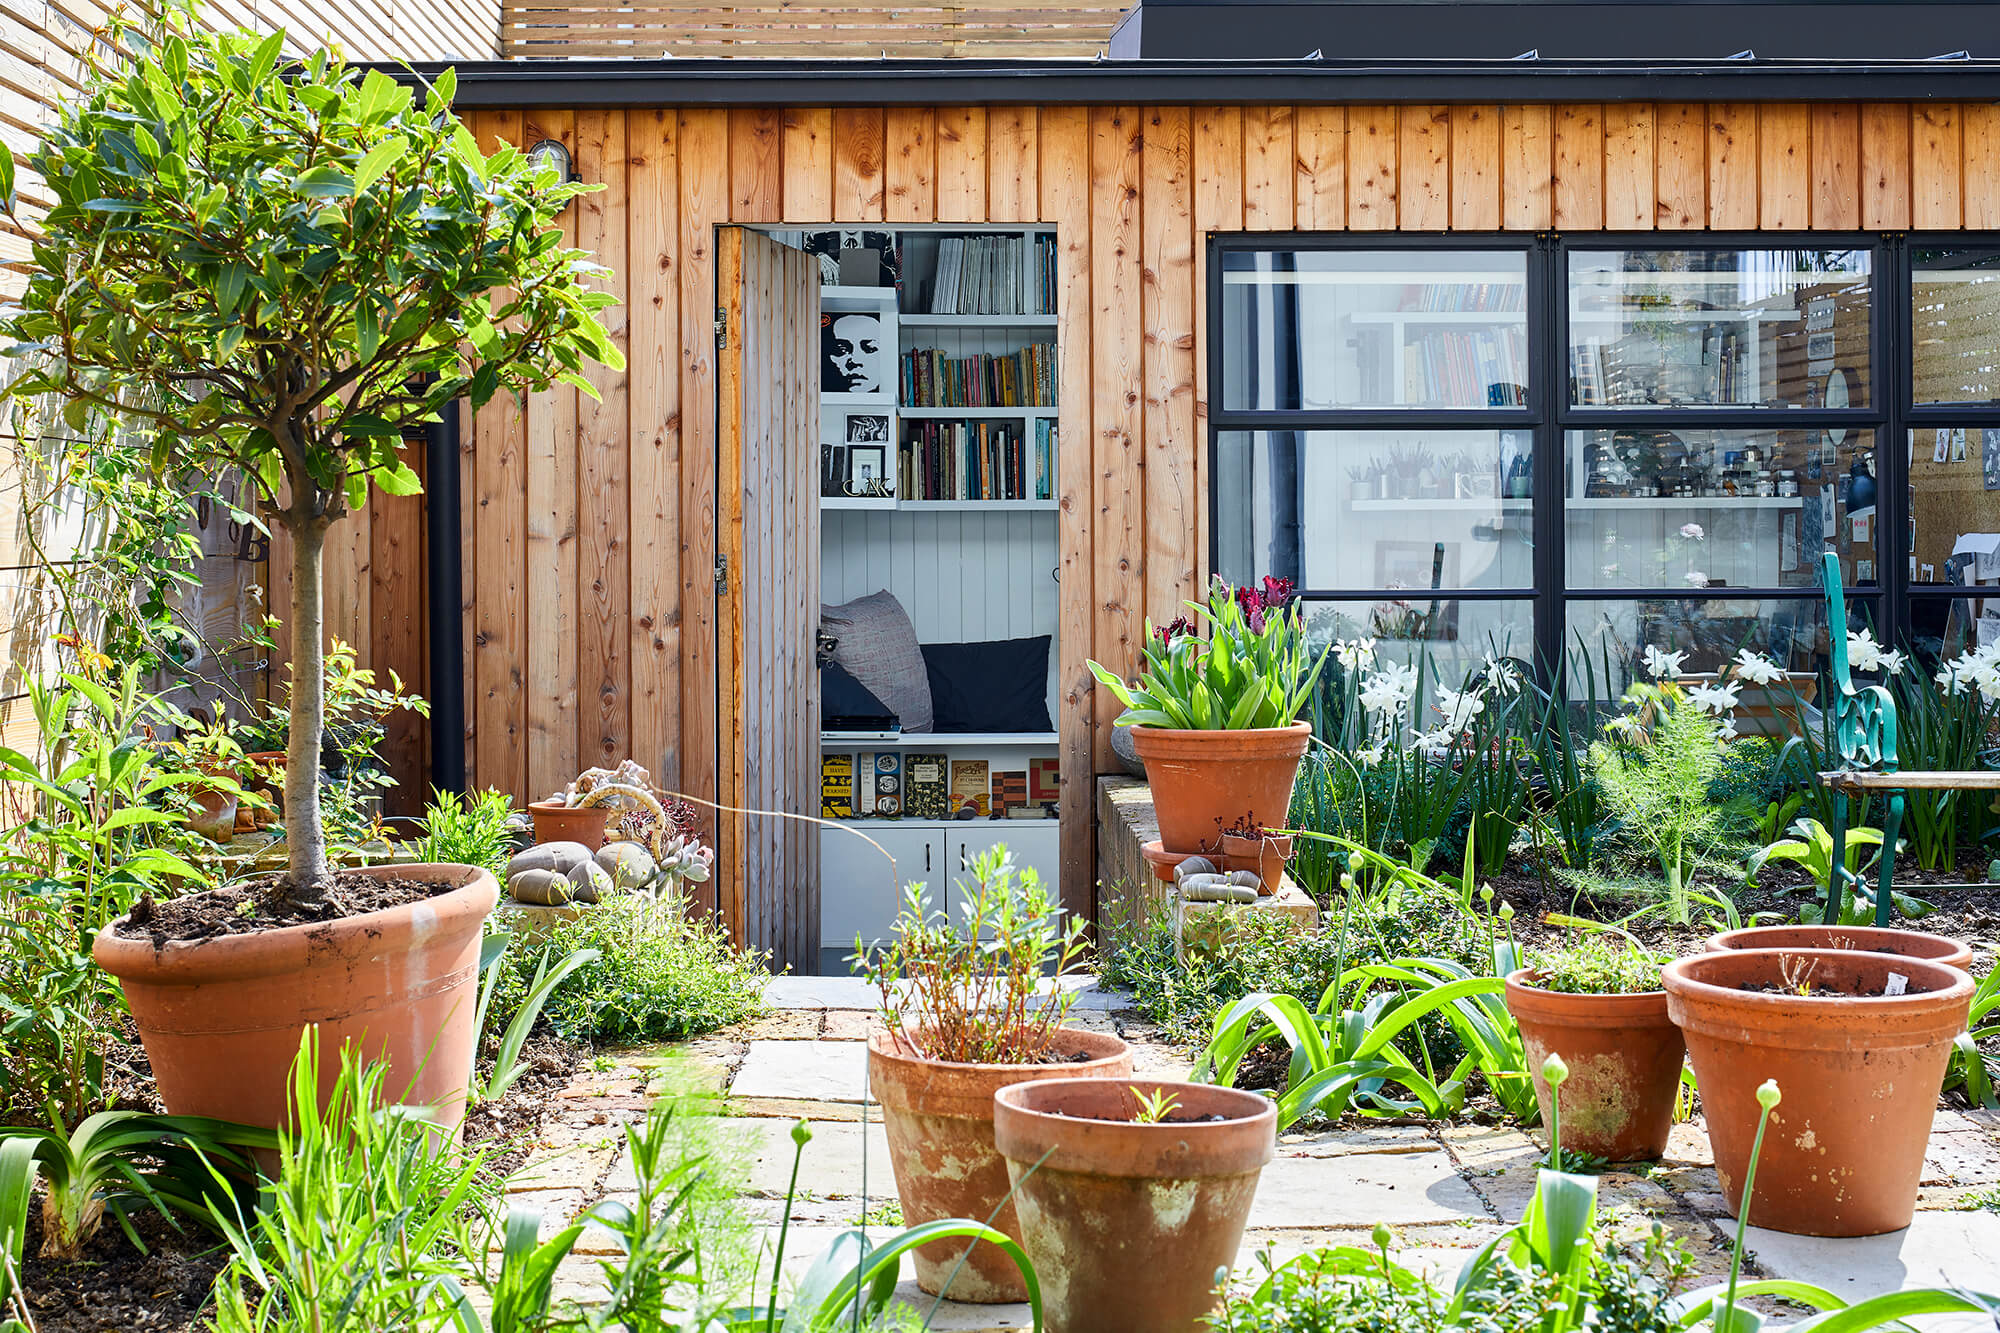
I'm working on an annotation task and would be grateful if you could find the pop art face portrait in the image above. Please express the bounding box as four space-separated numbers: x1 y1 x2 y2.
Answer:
822 311 887 395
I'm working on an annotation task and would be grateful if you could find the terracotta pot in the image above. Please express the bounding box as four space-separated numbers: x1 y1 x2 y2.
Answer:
1504 970 1684 1162
186 782 238 843
1662 948 1973 1236
867 1028 1131 1302
1128 723 1311 855
1218 832 1293 893
993 1078 1276 1333
94 863 498 1138
1140 840 1208 885
529 800 610 850
1706 925 1972 973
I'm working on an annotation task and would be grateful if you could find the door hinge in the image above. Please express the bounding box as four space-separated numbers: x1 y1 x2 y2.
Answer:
714 552 729 596
714 308 727 350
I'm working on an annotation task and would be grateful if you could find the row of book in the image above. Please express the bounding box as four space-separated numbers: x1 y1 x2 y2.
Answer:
1402 328 1529 406
821 753 1059 821
900 344 1057 409
1401 282 1526 312
901 419 1055 502
924 234 1057 315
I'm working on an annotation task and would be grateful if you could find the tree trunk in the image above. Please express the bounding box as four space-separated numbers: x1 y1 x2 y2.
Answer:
285 515 334 901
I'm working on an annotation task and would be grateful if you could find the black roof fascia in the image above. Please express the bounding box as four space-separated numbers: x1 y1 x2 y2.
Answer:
393 56 2000 107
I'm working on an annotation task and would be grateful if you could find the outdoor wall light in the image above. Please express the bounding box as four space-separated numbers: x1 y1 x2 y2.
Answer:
526 138 576 187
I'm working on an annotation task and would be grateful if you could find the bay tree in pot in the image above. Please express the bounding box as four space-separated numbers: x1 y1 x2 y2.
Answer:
0 3 622 1132
1088 576 1329 855
1504 930 1684 1162
855 848 1130 1304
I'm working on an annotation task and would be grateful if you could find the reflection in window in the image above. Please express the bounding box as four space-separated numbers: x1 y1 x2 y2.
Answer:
1567 597 1835 688
1565 429 1877 589
1568 249 1871 408
1303 599 1537 683
1215 430 1534 592
1221 249 1529 411
1913 247 2000 405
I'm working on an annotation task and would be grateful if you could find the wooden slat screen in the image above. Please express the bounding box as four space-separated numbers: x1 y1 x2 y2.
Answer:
501 0 1123 60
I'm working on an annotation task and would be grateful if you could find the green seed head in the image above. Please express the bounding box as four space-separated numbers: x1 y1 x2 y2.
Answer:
1372 1221 1394 1251
791 1119 815 1147
1542 1053 1570 1087
1500 900 1516 921
1756 1079 1782 1111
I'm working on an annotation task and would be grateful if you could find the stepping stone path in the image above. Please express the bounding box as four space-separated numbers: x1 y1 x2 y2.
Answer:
504 975 2000 1328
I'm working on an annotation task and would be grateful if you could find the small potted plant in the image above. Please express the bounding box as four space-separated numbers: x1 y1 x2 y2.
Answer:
993 1078 1274 1333
857 847 1130 1304
1212 811 1293 894
1504 929 1683 1162
167 716 249 842
1089 576 1329 856
1662 946 1974 1236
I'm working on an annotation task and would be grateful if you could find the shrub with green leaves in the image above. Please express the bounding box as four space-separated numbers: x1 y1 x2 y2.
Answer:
414 787 517 877
1525 932 1666 997
485 897 767 1047
1589 685 1733 924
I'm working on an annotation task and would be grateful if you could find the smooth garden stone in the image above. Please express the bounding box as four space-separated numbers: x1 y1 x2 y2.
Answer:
1247 1140 1487 1229
1726 1212 2000 1333
508 842 594 877
567 859 613 901
507 867 574 905
764 974 878 1010
731 1117 894 1200
594 841 658 889
731 1039 872 1104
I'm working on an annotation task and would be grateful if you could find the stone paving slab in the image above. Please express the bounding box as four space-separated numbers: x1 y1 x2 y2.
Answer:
1249 1138 1487 1229
764 974 876 1009
733 1117 895 1200
1728 1212 2000 1332
731 1039 872 1103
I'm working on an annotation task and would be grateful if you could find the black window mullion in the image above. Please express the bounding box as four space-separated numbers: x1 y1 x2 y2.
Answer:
1880 234 1912 651
1533 234 1565 683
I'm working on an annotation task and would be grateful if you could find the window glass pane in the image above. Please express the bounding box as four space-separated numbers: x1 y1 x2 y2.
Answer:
1913 247 2000 405
1221 249 1529 411
1566 596 1844 695
1215 430 1536 592
1305 598 1537 680
1909 426 2000 593
1565 429 1877 590
1568 248 1871 408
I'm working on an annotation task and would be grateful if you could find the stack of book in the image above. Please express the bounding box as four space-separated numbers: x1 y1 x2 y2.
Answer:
900 344 1056 408
928 234 1057 315
900 419 1054 501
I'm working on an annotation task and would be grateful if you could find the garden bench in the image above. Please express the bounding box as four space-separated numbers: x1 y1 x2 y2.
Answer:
1814 551 2000 925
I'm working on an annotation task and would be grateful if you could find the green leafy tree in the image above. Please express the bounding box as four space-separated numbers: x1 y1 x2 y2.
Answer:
0 5 623 899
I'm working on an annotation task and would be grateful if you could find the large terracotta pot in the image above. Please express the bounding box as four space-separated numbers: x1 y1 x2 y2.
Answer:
867 1028 1131 1302
529 800 609 849
94 863 498 1136
1662 948 1972 1236
994 1078 1275 1333
1128 723 1312 855
1504 970 1685 1162
1706 925 1973 973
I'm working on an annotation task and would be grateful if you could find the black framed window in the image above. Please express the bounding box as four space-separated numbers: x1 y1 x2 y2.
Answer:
1209 234 1924 686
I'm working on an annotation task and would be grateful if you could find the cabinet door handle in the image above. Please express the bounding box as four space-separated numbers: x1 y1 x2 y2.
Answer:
924 844 931 874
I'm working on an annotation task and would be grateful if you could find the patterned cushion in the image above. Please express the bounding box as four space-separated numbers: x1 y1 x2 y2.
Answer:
820 591 933 733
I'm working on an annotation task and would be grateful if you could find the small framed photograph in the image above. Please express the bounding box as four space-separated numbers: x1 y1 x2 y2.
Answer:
1453 472 1496 500
847 444 889 495
846 413 890 444
821 443 848 497
1856 558 1876 584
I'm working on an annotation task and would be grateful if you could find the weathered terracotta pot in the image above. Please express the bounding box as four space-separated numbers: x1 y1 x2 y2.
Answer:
1706 925 1972 973
994 1078 1276 1333
1218 832 1293 894
94 863 498 1137
529 800 609 850
186 782 239 842
1662 948 1972 1236
867 1028 1131 1302
1504 969 1684 1162
1128 723 1311 855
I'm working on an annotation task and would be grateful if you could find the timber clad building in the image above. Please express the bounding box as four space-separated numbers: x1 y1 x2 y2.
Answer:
18 0 2000 970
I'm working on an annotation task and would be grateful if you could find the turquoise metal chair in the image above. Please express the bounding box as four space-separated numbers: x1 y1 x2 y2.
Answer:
1817 552 1904 926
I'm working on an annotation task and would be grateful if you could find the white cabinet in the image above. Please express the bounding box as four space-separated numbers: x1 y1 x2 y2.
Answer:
820 819 1061 961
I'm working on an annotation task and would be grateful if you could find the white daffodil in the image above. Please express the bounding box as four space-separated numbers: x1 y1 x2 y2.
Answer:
1410 727 1456 751
1435 686 1486 735
1847 629 1888 673
1974 664 2000 706
1877 648 1908 676
1356 742 1386 768
1334 637 1379 671
1686 680 1742 716
1359 665 1416 717
1731 649 1784 685
1642 645 1688 680
1939 656 1975 695
1717 717 1740 740
1685 570 1710 588
1679 522 1706 541
1483 654 1522 696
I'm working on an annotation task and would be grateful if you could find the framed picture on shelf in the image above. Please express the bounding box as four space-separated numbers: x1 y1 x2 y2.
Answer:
846 413 890 444
821 443 849 498
1779 510 1801 574
822 310 888 395
801 230 900 288
1453 472 1496 500
1375 539 1459 592
847 445 890 496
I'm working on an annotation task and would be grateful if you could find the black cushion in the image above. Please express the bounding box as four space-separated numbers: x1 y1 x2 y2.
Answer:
822 661 899 732
921 636 1054 734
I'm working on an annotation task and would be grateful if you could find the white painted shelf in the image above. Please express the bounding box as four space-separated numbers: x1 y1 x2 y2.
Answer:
821 284 899 303
899 406 1057 418
901 313 1057 327
822 495 899 511
822 497 1057 512
822 731 1059 748
1349 496 1802 511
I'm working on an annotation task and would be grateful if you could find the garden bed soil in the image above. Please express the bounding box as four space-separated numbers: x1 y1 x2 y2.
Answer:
115 872 456 946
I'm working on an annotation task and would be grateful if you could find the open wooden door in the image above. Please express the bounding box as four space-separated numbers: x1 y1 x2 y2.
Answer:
715 227 822 972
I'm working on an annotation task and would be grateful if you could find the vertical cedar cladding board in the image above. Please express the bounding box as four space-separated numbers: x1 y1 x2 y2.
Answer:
577 108 632 770
1553 104 1605 230
1089 105 1143 773
1142 106 1197 626
629 108 682 788
1450 106 1500 232
1397 104 1450 231
1759 104 1811 230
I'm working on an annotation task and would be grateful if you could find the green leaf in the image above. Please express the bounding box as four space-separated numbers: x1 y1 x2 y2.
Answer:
353 134 408 193
248 29 285 90
215 261 246 317
0 140 17 210
373 460 423 496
